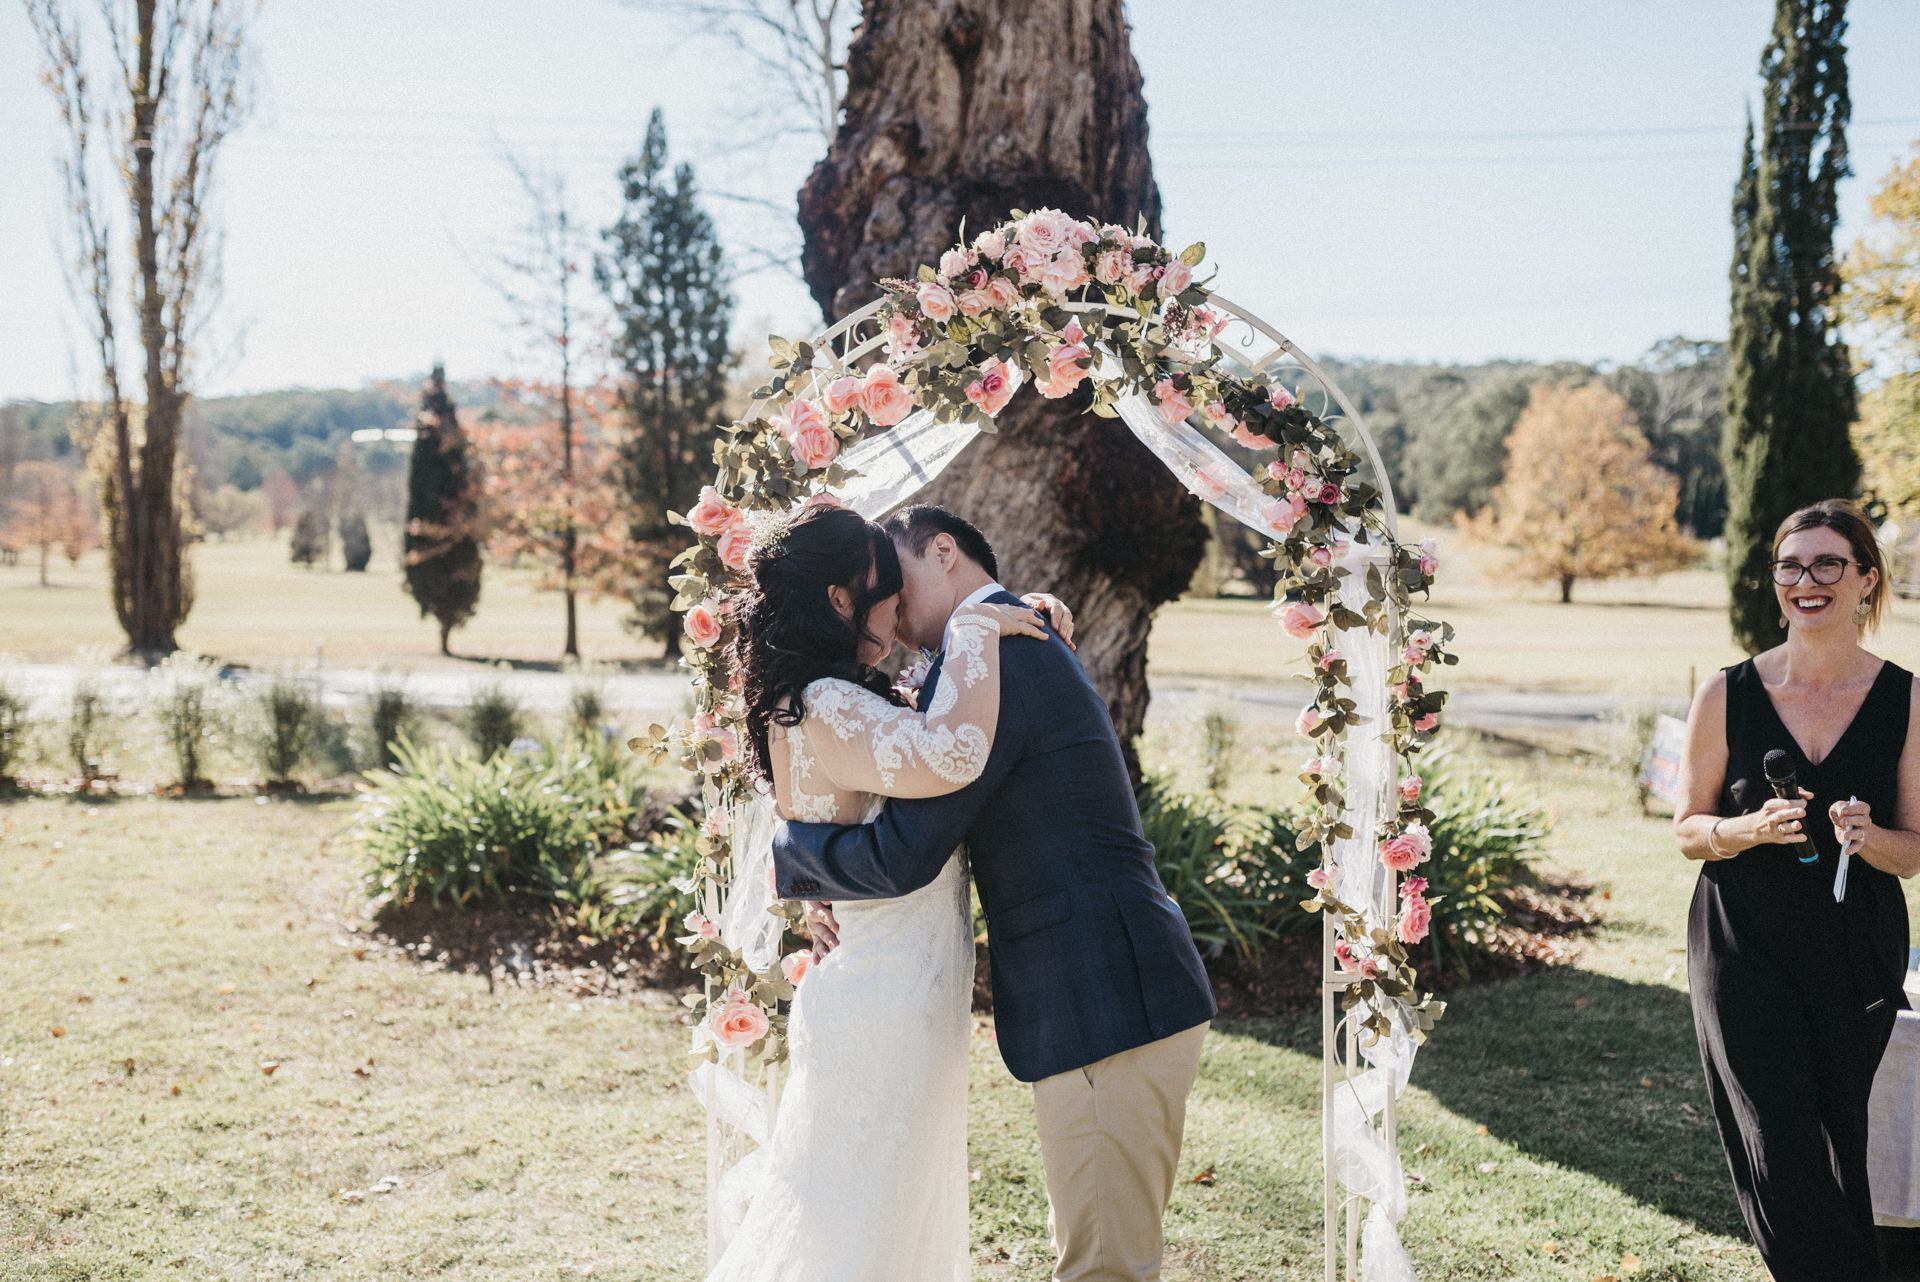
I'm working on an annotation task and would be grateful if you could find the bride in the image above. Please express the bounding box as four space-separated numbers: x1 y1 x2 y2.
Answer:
706 502 1066 1281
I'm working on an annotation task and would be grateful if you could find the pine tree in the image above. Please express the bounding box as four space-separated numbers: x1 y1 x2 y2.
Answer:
1723 0 1860 653
289 501 329 570
596 109 735 658
402 366 483 655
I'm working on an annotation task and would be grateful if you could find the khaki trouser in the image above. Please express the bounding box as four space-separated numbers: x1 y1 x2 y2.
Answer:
1031 1021 1210 1281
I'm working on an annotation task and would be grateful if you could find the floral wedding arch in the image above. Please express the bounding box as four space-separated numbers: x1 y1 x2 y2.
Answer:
628 209 1453 1280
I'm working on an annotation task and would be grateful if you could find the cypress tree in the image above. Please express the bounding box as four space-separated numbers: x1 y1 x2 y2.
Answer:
1723 0 1859 653
596 109 734 657
402 365 483 655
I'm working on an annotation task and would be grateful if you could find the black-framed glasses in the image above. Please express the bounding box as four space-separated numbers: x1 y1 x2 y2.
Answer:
1769 556 1863 586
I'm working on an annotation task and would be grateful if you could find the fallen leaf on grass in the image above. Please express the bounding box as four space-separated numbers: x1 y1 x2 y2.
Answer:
1474 1124 1489 1135
1190 1168 1215 1186
336 1189 363 1203
1541 1239 1559 1256
217 983 236 994
123 1058 134 1076
352 1065 372 1079
261 1062 280 1076
50 1027 65 1037
1574 996 1588 1009
170 1085 180 1096
1620 1253 1641 1274
1640 1077 1654 1088
1477 1162 1498 1173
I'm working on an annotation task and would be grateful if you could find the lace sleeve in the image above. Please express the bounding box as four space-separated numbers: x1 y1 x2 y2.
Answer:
805 610 1003 798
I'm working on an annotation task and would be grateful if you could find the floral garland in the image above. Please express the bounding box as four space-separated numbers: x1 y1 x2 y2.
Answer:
629 207 1452 1063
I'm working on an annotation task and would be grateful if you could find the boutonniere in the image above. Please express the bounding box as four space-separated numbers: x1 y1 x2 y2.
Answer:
894 648 936 703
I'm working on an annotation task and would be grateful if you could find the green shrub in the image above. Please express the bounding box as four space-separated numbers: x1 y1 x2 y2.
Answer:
567 680 607 740
153 653 222 787
253 674 316 785
358 737 639 909
465 679 523 760
1137 755 1552 975
0 674 28 782
577 804 704 944
365 680 413 772
67 676 107 783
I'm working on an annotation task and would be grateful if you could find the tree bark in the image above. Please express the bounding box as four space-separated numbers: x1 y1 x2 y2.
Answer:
1559 573 1574 604
797 0 1206 772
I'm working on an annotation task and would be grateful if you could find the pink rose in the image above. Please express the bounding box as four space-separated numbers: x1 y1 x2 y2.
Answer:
698 725 740 774
1316 481 1343 505
1290 449 1312 471
965 357 1015 417
1302 756 1335 778
1380 835 1426 874
1285 468 1308 492
803 491 842 510
1334 939 1358 971
1124 265 1155 296
973 229 1006 259
1094 247 1130 286
1230 423 1272 449
917 282 957 323
779 397 827 435
1317 648 1343 670
939 248 972 279
1267 460 1287 482
686 486 740 538
1262 495 1308 535
957 288 993 317
1308 545 1333 568
1153 377 1194 425
1038 339 1091 399
1390 680 1414 703
885 312 921 357
1417 538 1439 577
1306 867 1333 890
985 275 1021 310
716 519 755 571
1160 259 1193 297
1015 208 1074 256
858 364 915 427
1401 645 1426 666
1188 469 1228 501
1402 875 1429 899
1004 244 1051 282
1409 629 1436 652
710 991 770 1050
1398 775 1423 803
781 951 813 985
822 376 863 416
1414 713 1439 734
683 599 724 649
787 422 839 471
1275 601 1325 639
1038 250 1089 296
700 807 728 838
1271 385 1296 412
684 911 720 941
1295 704 1323 738
1397 894 1431 946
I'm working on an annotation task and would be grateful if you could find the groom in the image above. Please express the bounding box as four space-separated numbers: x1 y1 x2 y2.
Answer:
773 504 1216 1282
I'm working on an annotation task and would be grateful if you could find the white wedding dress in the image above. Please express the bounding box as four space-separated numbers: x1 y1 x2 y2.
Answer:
704 610 1004 1282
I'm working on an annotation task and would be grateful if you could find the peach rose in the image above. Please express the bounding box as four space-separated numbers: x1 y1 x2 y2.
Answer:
1004 244 1050 282
781 951 812 985
1153 377 1194 425
1038 250 1089 296
1231 423 1272 449
1271 385 1296 412
1189 469 1228 501
1094 247 1130 286
716 519 755 571
803 491 843 510
686 486 740 538
786 419 840 471
1038 337 1091 399
1015 208 1074 256
939 248 973 279
1275 601 1325 639
917 282 957 323
973 228 1006 259
985 275 1021 310
1160 259 1193 297
858 364 916 427
1379 835 1426 874
684 911 720 941
710 992 770 1050
683 599 724 649
1398 775 1423 803
1396 894 1431 945
956 288 993 317
1124 265 1155 297
822 375 863 416
885 312 921 357
1262 495 1308 535
779 397 827 435
965 357 1015 417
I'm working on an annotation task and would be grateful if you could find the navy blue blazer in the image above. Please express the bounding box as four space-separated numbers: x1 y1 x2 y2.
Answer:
772 590 1216 1082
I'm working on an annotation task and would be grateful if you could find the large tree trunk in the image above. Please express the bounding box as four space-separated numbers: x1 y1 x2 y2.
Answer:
797 0 1207 773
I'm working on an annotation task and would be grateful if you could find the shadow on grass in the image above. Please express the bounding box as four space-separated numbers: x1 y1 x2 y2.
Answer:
1231 966 1745 1239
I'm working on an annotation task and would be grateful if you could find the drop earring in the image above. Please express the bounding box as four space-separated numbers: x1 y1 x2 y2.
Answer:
1779 615 1789 629
1856 601 1871 623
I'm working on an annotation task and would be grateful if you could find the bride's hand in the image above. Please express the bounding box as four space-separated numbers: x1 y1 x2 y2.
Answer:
1019 592 1076 648
961 602 1051 642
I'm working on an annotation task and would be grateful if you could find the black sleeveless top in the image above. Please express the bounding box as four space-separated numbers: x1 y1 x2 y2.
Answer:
1699 657 1912 1012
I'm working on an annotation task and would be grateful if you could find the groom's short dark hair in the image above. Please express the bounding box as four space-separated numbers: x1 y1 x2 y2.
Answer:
884 505 999 580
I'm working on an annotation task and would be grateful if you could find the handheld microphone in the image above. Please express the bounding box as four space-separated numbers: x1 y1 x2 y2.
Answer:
1763 750 1818 864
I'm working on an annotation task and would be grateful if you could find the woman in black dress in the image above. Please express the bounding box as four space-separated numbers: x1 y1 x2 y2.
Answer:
1677 499 1920 1279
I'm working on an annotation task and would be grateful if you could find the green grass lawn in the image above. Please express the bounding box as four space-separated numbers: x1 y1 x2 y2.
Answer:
3 740 1778 1280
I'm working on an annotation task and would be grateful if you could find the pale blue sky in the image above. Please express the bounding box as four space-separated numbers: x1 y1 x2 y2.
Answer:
3 1 1918 402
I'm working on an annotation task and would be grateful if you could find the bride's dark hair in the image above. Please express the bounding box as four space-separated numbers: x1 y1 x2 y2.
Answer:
733 503 905 783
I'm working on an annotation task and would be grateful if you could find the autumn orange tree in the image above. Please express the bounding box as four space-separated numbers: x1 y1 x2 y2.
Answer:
4 461 97 586
1467 383 1699 602
1841 141 1920 516
469 380 629 644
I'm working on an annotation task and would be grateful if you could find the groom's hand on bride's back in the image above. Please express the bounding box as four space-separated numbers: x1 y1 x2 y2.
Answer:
803 901 840 958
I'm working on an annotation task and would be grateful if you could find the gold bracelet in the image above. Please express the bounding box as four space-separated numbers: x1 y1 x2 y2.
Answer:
1706 816 1731 859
